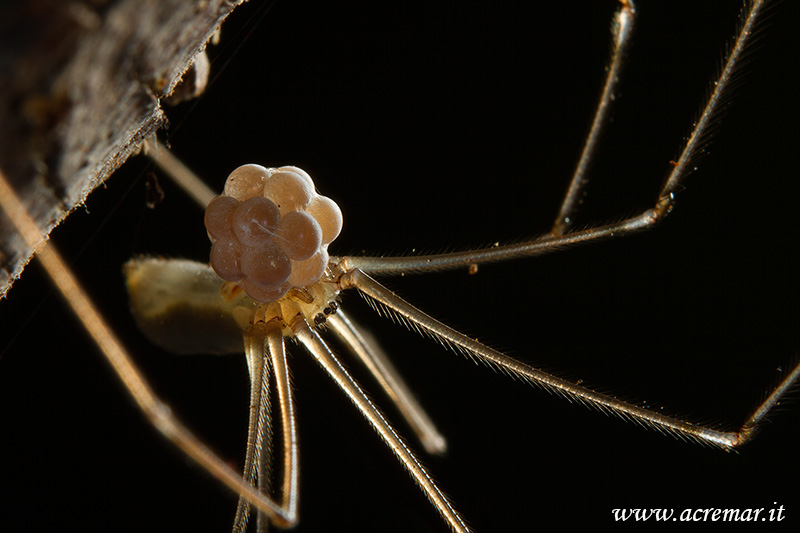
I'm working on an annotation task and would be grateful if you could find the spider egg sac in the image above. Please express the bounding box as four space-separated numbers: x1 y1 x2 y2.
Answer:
204 165 342 303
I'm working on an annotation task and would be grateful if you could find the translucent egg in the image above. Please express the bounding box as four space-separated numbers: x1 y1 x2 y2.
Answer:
287 249 329 288
240 241 292 289
204 196 239 241
240 278 291 304
224 164 271 201
276 211 322 261
305 195 342 245
210 240 243 282
206 164 344 302
232 196 281 247
263 171 313 214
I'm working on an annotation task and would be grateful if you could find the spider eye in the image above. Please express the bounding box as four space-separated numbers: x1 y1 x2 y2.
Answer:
204 164 342 302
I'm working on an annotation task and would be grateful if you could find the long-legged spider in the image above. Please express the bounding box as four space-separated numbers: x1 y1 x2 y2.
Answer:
1 1 798 531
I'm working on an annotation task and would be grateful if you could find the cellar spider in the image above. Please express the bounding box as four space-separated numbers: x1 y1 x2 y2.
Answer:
1 0 798 531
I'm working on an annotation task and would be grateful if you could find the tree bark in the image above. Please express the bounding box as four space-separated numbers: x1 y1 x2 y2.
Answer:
0 0 244 297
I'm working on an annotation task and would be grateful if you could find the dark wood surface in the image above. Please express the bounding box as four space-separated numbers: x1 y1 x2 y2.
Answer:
0 0 244 296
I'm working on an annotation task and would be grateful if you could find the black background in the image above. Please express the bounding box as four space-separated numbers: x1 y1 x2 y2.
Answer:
2 1 798 531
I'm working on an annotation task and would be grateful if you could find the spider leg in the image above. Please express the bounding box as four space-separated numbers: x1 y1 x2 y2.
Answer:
145 138 217 207
552 0 636 236
0 166 296 528
295 320 471 533
235 329 301 532
263 328 301 528
328 310 448 455
343 0 766 276
233 334 274 533
343 268 800 449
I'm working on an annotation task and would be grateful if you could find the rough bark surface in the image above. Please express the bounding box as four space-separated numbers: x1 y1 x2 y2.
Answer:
0 0 244 297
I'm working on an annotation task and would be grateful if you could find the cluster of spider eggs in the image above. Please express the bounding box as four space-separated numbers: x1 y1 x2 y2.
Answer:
204 165 342 303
